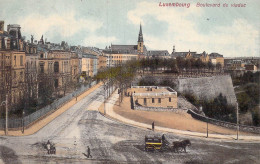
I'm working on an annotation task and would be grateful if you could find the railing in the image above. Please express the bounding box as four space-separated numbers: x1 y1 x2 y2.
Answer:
187 109 260 134
0 81 97 130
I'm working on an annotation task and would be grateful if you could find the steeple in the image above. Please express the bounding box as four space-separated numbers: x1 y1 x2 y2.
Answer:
138 23 143 42
137 23 144 53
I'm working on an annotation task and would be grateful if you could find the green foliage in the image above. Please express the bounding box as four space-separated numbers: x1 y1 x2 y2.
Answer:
184 93 236 123
251 107 260 126
237 92 253 113
183 93 199 106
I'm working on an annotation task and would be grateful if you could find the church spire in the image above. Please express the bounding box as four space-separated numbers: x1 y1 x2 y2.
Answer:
138 23 143 42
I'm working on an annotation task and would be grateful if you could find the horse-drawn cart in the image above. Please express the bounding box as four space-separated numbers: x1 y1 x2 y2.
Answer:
145 135 191 153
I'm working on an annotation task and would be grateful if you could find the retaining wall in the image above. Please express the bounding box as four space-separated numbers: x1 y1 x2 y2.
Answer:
187 109 260 134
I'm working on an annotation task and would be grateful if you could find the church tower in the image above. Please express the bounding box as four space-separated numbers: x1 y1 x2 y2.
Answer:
137 24 144 53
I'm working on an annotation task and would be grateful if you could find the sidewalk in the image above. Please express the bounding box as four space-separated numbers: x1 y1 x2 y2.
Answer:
0 83 103 136
103 90 260 142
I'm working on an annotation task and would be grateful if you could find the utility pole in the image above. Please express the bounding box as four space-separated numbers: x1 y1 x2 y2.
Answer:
236 102 239 140
104 84 106 115
5 94 8 135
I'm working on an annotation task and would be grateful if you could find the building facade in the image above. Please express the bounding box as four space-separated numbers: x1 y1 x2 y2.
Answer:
129 86 178 109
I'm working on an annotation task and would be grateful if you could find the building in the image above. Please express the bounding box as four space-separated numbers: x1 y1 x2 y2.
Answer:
71 51 79 82
245 63 258 72
147 50 171 59
98 54 107 70
81 53 98 78
103 24 147 66
24 39 38 100
209 53 224 67
129 86 178 109
0 21 26 111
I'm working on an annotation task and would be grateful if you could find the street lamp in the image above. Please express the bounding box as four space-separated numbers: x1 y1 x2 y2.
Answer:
104 84 107 115
22 110 25 134
236 102 239 140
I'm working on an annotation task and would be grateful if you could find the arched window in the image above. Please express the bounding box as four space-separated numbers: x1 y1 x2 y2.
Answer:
54 62 59 73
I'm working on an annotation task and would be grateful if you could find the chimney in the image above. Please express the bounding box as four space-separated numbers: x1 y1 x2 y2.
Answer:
0 21 4 33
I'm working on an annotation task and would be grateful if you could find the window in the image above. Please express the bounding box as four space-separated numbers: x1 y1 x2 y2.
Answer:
40 53 43 58
144 98 147 105
158 98 161 103
40 64 44 73
54 62 59 73
14 56 16 66
152 98 154 103
169 98 171 102
20 56 23 66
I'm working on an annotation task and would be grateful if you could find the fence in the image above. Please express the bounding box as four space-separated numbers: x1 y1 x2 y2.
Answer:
0 81 97 130
187 109 260 134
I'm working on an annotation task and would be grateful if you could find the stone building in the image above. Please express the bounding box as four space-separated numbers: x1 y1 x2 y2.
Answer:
103 24 147 66
81 53 98 78
71 51 79 82
209 53 224 67
147 50 171 59
129 86 178 109
0 21 26 111
24 40 38 100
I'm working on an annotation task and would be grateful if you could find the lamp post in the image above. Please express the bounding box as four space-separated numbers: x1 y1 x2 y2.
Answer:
22 110 25 134
104 84 107 115
236 102 239 140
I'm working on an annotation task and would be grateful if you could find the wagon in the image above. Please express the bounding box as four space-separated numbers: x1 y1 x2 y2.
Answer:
145 135 171 152
145 135 162 151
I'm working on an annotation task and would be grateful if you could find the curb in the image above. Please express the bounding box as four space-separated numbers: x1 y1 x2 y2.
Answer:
101 91 260 143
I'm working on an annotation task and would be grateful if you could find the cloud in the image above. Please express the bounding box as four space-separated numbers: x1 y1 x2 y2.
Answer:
17 11 103 40
83 35 117 47
127 1 259 57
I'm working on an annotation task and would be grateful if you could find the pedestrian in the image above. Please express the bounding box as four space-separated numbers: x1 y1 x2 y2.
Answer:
46 140 51 154
152 121 155 131
87 146 92 158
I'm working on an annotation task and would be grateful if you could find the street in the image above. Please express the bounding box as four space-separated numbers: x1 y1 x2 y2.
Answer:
0 86 259 164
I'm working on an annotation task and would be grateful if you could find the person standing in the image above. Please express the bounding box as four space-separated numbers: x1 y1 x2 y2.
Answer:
87 146 92 158
152 121 155 131
46 140 51 154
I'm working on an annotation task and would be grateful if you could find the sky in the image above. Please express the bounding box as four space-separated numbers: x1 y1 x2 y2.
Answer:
0 0 259 57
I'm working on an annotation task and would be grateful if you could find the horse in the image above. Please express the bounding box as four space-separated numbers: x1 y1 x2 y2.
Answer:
172 139 191 153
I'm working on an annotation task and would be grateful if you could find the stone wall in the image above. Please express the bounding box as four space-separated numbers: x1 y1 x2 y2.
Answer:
187 109 260 134
140 74 237 105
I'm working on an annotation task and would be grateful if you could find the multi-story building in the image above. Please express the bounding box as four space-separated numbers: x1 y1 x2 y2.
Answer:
209 53 224 67
81 53 98 78
147 50 171 59
103 24 147 66
71 51 79 82
24 39 38 100
0 21 26 111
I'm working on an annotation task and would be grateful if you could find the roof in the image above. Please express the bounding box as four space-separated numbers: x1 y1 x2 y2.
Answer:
172 51 196 58
147 50 170 57
103 44 147 55
209 53 223 58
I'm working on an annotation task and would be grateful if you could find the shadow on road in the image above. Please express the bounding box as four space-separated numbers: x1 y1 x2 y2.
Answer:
0 145 22 164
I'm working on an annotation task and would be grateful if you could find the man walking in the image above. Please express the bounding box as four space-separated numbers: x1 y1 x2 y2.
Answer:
152 121 155 131
87 146 92 158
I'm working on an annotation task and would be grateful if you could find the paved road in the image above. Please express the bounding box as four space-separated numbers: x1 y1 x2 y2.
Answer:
0 86 259 163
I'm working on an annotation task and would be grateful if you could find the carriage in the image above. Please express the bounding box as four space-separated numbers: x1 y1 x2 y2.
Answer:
145 135 162 151
145 135 171 152
145 135 191 153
